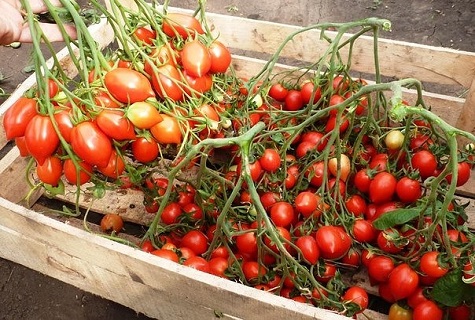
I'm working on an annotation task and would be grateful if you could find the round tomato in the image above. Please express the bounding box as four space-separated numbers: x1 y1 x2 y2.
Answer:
315 262 337 283
407 286 430 309
413 300 443 320
345 194 367 217
183 71 213 96
315 225 352 260
411 150 437 179
369 171 397 204
36 156 63 186
295 235 320 264
104 68 155 103
151 64 184 101
385 130 405 151
305 161 327 187
446 161 471 187
131 137 159 163
24 114 59 165
63 158 92 185
259 148 281 172
150 114 182 144
268 83 288 101
160 202 182 225
183 256 210 273
352 219 378 243
294 191 318 217
328 153 351 182
300 81 321 105
388 303 413 320
420 251 449 278
127 101 163 129
162 13 204 38
377 229 404 254
448 304 472 320
396 177 422 203
367 255 394 283
3 97 38 140
235 231 258 256
70 121 112 168
242 261 266 282
151 249 179 262
284 89 303 111
181 39 211 77
342 286 368 311
269 201 295 228
181 230 208 255
100 213 123 233
354 168 372 193
389 263 419 300
208 257 229 278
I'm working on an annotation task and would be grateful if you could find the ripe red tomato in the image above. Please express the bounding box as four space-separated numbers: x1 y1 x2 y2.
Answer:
305 161 327 187
369 171 397 204
53 107 74 143
100 213 124 233
131 137 159 163
127 101 163 129
183 71 213 96
410 133 433 150
345 194 367 217
160 202 182 225
24 114 59 165
3 97 38 140
104 68 155 103
264 226 291 253
446 161 471 187
151 249 179 262
295 235 320 264
315 262 337 283
268 83 288 101
411 150 438 179
150 114 182 144
448 304 472 320
294 191 318 217
162 13 204 38
354 168 372 193
369 152 389 172
388 303 413 320
352 219 378 243
396 177 422 203
63 159 92 185
325 115 349 133
96 109 136 141
181 230 208 255
300 81 321 105
269 201 295 228
315 225 352 260
70 121 112 168
151 64 184 101
36 156 63 186
284 89 303 111
367 255 394 283
181 39 211 77
208 40 231 74
259 148 281 172
97 150 125 179
183 256 210 273
407 286 430 309
341 286 369 311
236 231 258 256
242 261 267 282
133 26 156 45
208 257 229 278
413 300 443 320
420 251 449 278
389 263 419 300
377 229 404 254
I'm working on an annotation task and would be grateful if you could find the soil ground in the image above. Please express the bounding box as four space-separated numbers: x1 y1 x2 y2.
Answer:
0 1 474 319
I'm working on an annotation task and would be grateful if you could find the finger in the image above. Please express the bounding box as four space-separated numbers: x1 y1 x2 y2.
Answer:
18 23 77 42
28 0 63 13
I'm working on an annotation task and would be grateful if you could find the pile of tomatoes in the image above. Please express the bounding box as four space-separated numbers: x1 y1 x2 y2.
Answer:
2 2 474 318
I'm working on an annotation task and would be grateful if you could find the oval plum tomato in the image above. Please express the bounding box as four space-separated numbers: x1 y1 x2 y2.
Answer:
97 150 125 179
208 257 229 277
208 40 231 74
411 150 437 180
388 303 413 320
284 89 303 111
24 114 59 165
369 171 397 204
446 161 471 187
63 158 92 185
183 71 213 96
354 168 372 193
150 114 182 144
264 226 291 253
301 131 327 151
342 286 369 312
3 97 38 140
181 230 208 255
389 263 419 300
352 219 378 243
269 201 294 228
413 300 443 320
242 261 267 282
345 194 367 217
131 137 159 163
100 214 123 233
96 109 136 141
300 81 321 105
268 83 288 102
325 115 349 133
328 94 345 116
162 13 204 38
285 164 299 190
94 91 121 109
70 121 112 168
328 153 351 181
259 148 281 172
295 235 320 264
235 231 258 256
369 153 389 171
133 26 156 45
420 251 449 278
36 156 63 186
396 177 422 203
104 68 155 103
14 137 29 157
151 249 179 262
332 75 350 92
315 225 352 260
305 161 327 187
367 255 394 283
183 256 210 273
53 107 74 143
127 101 163 129
294 191 318 217
181 39 211 77
151 64 183 101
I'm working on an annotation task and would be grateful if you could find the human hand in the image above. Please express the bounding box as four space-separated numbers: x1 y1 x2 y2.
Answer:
0 0 77 45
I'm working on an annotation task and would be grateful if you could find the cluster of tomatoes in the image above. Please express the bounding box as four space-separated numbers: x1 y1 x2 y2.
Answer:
3 7 474 319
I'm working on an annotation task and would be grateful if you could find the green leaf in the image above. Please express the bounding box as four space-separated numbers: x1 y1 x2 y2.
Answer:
430 269 475 307
372 208 420 230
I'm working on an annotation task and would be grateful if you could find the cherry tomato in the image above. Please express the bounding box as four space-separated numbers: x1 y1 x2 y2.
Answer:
341 286 369 311
131 137 159 163
369 171 397 204
367 255 394 283
446 161 471 187
389 263 419 300
305 161 327 187
315 225 352 260
377 229 404 254
104 68 155 103
161 202 182 225
236 231 258 256
150 114 182 144
420 251 449 278
181 39 211 77
284 89 303 111
407 286 430 309
208 40 231 74
388 303 413 320
181 230 208 255
151 249 179 262
385 129 405 151
36 156 63 186
300 81 321 105
352 219 378 243
354 168 372 193
328 153 351 182
3 97 38 140
24 114 59 165
70 121 112 168
396 177 422 203
448 304 472 320
162 13 204 38
127 101 163 129
183 71 213 96
345 194 367 217
411 150 437 179
295 235 320 264
208 257 229 278
413 300 443 320
183 256 210 273
53 107 74 143
269 201 295 228
268 83 288 101
100 214 124 233
259 148 281 172
294 191 318 217
242 261 266 282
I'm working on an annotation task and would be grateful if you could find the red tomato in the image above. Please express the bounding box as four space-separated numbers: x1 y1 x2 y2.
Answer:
70 121 112 168
104 68 155 103
63 159 92 185
96 109 136 141
269 201 295 228
242 261 266 282
352 219 378 243
367 255 394 283
24 114 59 165
389 263 419 300
413 301 443 320
396 177 422 203
181 39 211 77
295 235 320 264
100 214 123 233
162 13 204 38
446 161 471 187
208 257 229 277
369 152 389 171
420 251 449 278
264 226 291 253
268 83 288 101
183 256 210 273
131 137 159 163
151 249 179 262
448 304 472 320
325 115 349 133
181 230 208 256
300 81 321 105
182 203 203 220
301 131 327 151
315 225 352 260
94 91 121 109
133 26 156 45
36 156 63 186
407 286 430 309
97 150 125 179
260 191 280 211
259 148 281 172
354 168 372 193
345 194 367 217
14 136 29 157
369 171 397 204
151 64 184 101
342 286 369 311
294 191 318 217
160 202 182 225
315 262 337 283
127 101 163 129
183 71 213 96
150 114 182 144
328 94 346 116
284 89 303 111
377 229 404 254
236 231 258 256
53 107 74 143
3 97 38 140
411 150 438 179
305 161 327 187
208 40 231 74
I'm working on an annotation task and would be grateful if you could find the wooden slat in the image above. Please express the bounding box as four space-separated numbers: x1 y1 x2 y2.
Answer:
0 198 350 320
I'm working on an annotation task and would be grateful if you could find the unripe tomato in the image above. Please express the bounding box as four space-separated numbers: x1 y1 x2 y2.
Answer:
388 303 413 320
385 129 405 150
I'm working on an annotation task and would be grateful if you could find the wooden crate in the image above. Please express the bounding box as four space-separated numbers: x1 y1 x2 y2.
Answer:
0 6 474 320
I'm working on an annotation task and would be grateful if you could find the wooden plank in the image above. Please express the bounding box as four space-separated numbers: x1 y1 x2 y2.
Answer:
455 77 475 141
0 198 350 320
